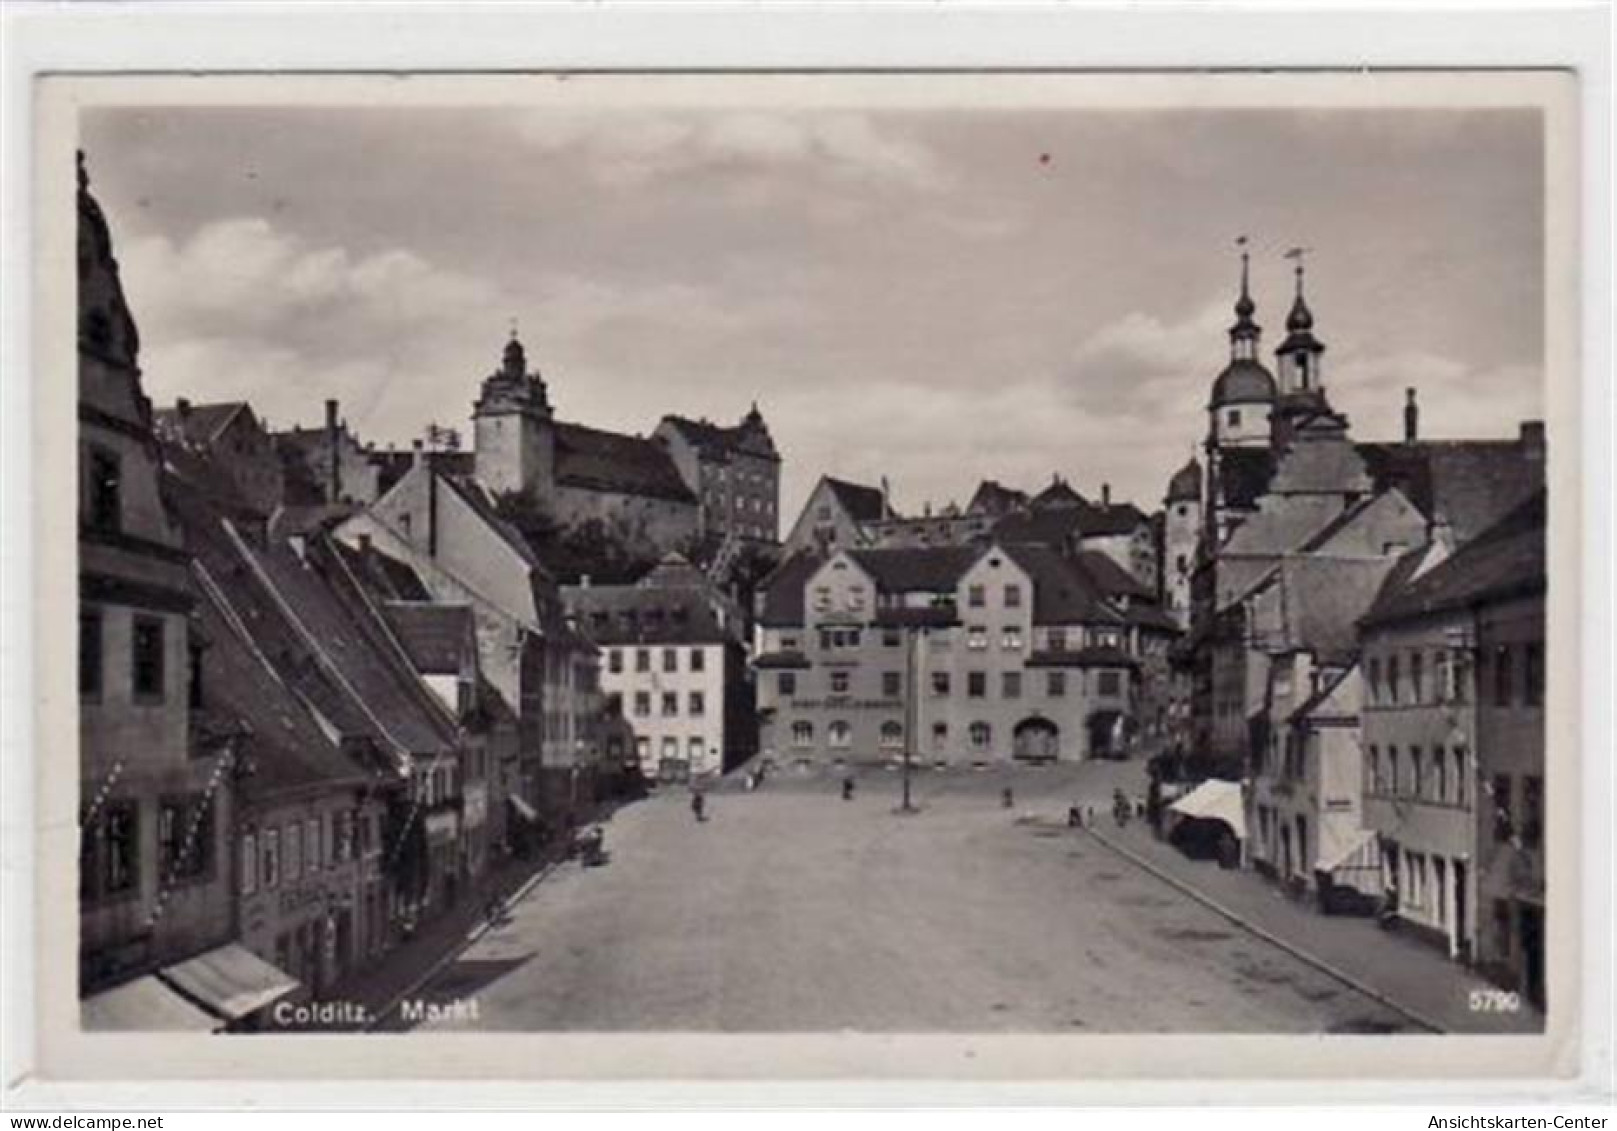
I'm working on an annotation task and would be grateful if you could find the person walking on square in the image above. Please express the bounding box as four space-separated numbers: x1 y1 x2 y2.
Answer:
1001 787 1014 810
841 776 855 802
691 790 707 823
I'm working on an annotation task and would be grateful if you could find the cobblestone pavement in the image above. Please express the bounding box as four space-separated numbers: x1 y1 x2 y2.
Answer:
400 762 1429 1033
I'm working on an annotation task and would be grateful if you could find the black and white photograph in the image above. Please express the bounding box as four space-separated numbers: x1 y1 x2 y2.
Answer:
4 18 1608 1107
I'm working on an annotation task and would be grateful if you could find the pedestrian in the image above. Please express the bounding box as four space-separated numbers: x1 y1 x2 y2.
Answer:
1001 787 1014 809
1067 804 1082 828
841 776 855 801
691 791 707 823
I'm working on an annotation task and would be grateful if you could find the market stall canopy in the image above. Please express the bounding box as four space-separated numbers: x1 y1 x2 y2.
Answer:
160 943 299 1021
1167 779 1247 840
81 975 222 1032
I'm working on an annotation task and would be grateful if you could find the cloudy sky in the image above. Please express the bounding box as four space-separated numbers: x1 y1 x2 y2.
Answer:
81 96 1544 520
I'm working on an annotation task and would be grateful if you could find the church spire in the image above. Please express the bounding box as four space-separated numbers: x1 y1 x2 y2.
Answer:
1229 237 1260 361
1277 247 1325 396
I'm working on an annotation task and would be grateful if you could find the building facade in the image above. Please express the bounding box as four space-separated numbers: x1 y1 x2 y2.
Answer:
654 408 782 545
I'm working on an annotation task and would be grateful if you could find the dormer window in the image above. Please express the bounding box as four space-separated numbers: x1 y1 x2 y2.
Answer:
1227 409 1241 429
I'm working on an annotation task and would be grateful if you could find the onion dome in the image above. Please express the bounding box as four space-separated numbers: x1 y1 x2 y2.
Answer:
1210 358 1277 407
1167 457 1202 503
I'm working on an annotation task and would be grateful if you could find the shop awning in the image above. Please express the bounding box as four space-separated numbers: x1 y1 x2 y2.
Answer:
1167 779 1247 840
159 944 299 1021
81 975 222 1032
508 793 538 821
1318 827 1380 875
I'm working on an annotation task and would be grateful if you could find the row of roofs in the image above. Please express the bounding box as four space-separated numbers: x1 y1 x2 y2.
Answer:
759 541 1171 632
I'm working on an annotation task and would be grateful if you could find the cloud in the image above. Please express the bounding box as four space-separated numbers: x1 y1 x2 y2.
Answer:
512 109 947 195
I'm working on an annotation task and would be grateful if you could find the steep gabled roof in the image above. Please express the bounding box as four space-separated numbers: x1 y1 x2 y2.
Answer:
1074 550 1154 600
563 584 731 646
381 602 476 675
822 476 888 522
329 538 432 602
991 505 1086 548
1273 556 1399 665
554 422 696 503
999 543 1121 626
847 546 981 594
1360 491 1545 627
660 413 779 462
1031 477 1088 510
756 550 824 627
154 402 249 449
1357 437 1543 547
966 479 1031 516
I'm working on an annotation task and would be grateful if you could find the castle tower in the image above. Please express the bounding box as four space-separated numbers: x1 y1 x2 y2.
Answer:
1275 253 1326 400
1162 454 1203 627
1206 245 1277 450
472 331 555 500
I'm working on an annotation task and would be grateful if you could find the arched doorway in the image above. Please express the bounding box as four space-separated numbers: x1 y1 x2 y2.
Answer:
1013 717 1059 762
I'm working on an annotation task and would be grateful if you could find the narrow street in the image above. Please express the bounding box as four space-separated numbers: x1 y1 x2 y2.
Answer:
394 763 1416 1033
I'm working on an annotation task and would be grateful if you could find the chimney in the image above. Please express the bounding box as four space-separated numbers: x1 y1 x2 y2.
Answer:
1101 482 1112 508
176 397 192 418
880 475 892 520
356 532 372 554
1520 420 1545 461
1404 388 1419 443
324 398 342 503
411 437 425 468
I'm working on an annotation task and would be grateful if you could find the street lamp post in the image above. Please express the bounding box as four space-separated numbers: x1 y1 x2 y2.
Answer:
900 624 921 814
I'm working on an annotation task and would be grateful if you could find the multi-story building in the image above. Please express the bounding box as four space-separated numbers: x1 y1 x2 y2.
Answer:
654 407 782 545
564 578 752 781
1359 492 1545 996
781 475 890 558
755 542 1144 766
77 155 241 1027
273 397 385 507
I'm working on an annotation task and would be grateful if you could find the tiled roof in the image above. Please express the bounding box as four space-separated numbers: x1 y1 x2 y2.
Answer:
1266 434 1373 497
1127 603 1183 633
823 477 887 522
160 442 263 522
1274 556 1401 665
381 602 476 675
1031 478 1088 510
554 422 696 503
438 473 544 572
756 550 824 627
1075 503 1149 537
1026 645 1138 669
660 414 779 462
563 584 731 646
1361 491 1545 627
967 479 1031 516
1074 550 1154 600
848 546 982 594
873 607 961 628
154 402 248 448
1000 543 1120 626
991 506 1086 548
1357 438 1544 547
329 538 432 601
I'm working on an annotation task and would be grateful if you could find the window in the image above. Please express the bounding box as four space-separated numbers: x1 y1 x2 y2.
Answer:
1521 776 1543 848
1048 627 1068 652
262 828 281 890
688 691 705 717
1386 656 1401 705
1047 670 1066 697
307 817 321 872
879 721 903 750
1004 584 1022 608
1434 754 1447 806
690 648 706 673
1097 670 1122 697
1002 671 1022 699
967 584 986 608
1411 652 1425 704
82 800 139 901
1454 747 1469 808
131 616 165 700
1492 774 1514 842
661 691 678 717
285 819 302 880
661 736 679 762
967 626 987 651
635 649 651 673
969 721 992 750
87 446 122 531
1366 744 1381 794
1227 409 1241 429
240 832 257 895
1367 657 1381 705
967 671 986 699
1494 645 1514 707
1001 626 1023 651
1411 748 1425 801
1388 747 1400 796
931 672 951 697
188 640 205 710
79 608 102 699
158 795 213 883
1525 642 1543 707
688 737 705 763
608 649 623 674
813 587 832 612
829 721 852 749
778 672 797 696
635 736 651 762
931 722 948 749
847 587 866 611
791 721 813 747
337 810 354 861
663 648 678 673
882 672 901 698
830 671 850 695
633 692 651 717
